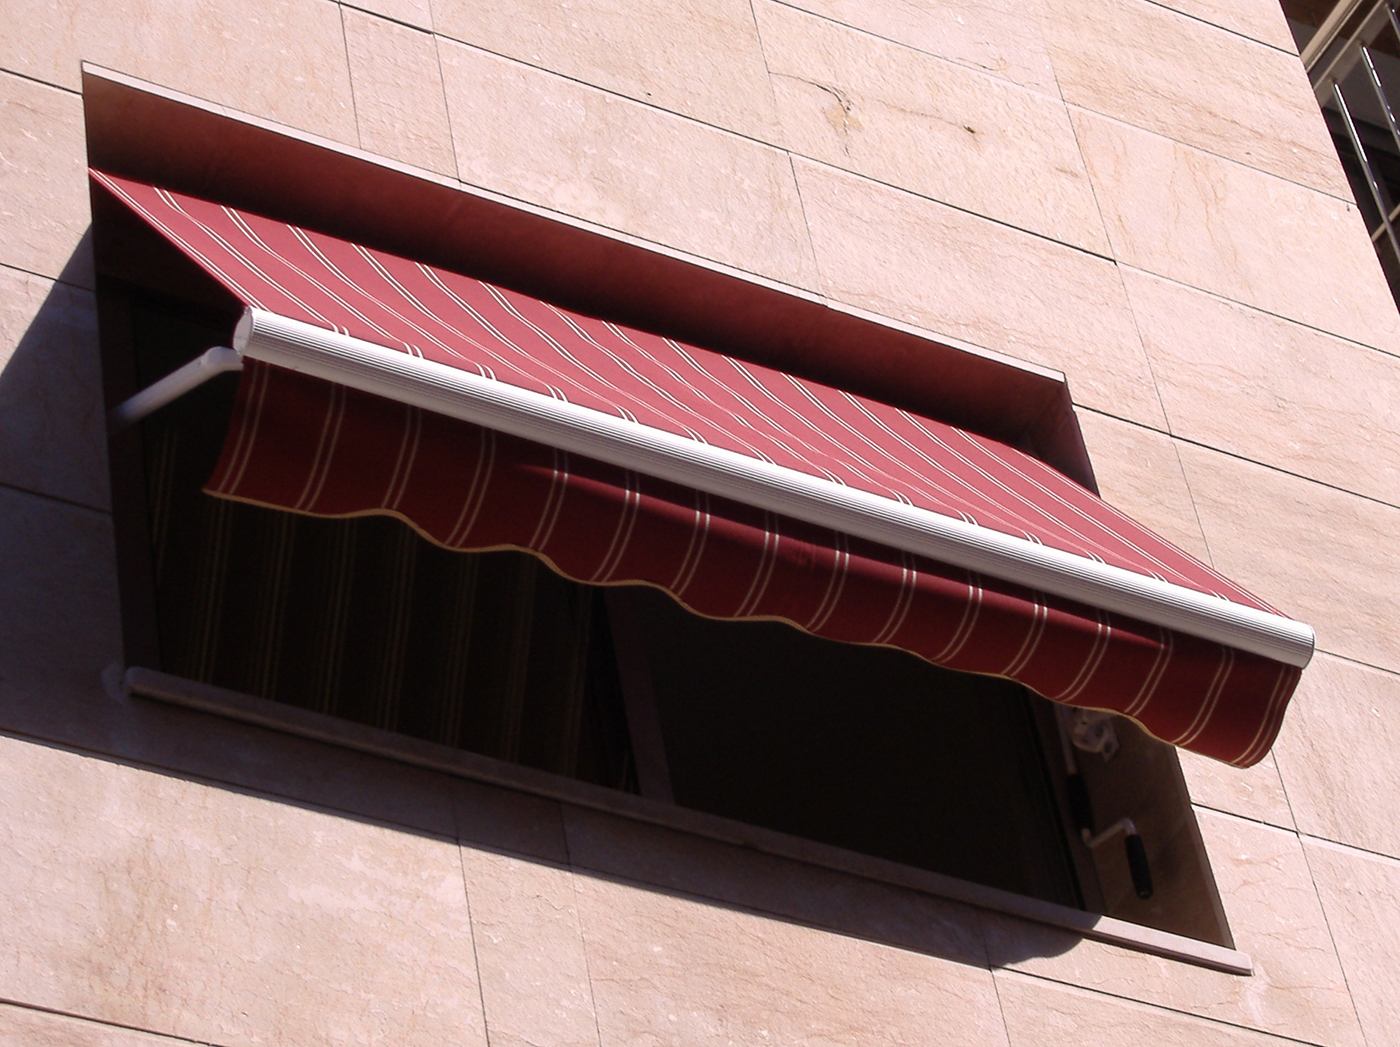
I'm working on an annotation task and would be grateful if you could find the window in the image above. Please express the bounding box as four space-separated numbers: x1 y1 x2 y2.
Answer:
95 195 1236 948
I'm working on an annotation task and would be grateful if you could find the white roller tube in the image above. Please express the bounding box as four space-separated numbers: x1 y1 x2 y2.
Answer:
234 307 1316 668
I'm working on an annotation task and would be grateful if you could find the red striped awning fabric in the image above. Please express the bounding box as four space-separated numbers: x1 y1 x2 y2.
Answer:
95 170 1307 766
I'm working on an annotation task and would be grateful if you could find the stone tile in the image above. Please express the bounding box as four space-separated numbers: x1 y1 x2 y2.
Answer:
1075 410 1211 562
452 777 569 864
0 0 356 145
1305 839 1400 1047
431 0 781 141
0 486 120 705
1074 110 1400 355
996 971 1314 1046
754 1 1108 253
460 847 598 1047
0 1002 194 1046
561 804 989 966
1151 0 1299 51
1044 0 1345 197
0 73 91 286
343 0 433 30
1273 653 1400 857
772 0 1059 94
794 159 1167 427
1124 268 1400 506
4 673 463 845
0 267 107 510
343 9 456 176
1177 749 1295 829
984 810 1362 1047
0 733 487 1047
1177 442 1400 670
574 871 1010 1047
438 39 818 288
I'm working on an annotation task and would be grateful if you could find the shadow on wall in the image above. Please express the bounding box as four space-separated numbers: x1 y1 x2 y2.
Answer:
0 233 1085 977
0 229 107 512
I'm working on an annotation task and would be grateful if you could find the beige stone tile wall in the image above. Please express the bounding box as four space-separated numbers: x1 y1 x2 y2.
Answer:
0 1002 201 1047
0 266 106 510
0 735 486 1047
343 7 456 175
3 0 1400 1041
0 72 91 287
0 0 356 144
437 38 819 287
1043 0 1345 196
982 809 1366 1046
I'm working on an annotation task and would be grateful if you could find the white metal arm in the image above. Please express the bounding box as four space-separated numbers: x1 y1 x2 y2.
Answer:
109 346 243 431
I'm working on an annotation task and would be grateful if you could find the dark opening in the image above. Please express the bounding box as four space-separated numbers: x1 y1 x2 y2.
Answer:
108 287 1084 907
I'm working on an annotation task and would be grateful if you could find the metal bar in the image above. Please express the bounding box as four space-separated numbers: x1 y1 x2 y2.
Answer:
1332 81 1400 263
1310 0 1389 98
235 307 1317 669
1361 44 1400 154
109 346 243 431
1303 0 1371 70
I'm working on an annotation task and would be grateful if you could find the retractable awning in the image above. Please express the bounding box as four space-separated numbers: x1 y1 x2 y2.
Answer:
95 170 1313 766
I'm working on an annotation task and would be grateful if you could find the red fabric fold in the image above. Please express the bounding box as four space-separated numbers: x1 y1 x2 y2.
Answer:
208 362 1297 766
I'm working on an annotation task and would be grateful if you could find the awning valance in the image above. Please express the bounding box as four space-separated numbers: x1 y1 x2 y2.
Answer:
95 170 1312 766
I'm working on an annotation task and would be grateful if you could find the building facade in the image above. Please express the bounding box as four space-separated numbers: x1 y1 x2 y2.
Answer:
2 0 1400 1044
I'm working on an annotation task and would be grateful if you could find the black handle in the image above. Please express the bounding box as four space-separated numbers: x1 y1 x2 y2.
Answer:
1066 773 1094 834
1125 833 1154 900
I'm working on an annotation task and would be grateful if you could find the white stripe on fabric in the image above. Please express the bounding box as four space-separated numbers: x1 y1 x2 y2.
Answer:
293 381 349 512
805 532 851 634
1236 665 1296 767
94 180 272 312
926 572 982 663
591 470 643 583
1001 599 1049 678
871 553 918 645
1174 647 1236 748
218 358 273 495
735 513 781 617
1122 627 1173 719
668 489 713 597
527 447 571 550
444 428 498 548
384 405 423 511
1050 611 1113 703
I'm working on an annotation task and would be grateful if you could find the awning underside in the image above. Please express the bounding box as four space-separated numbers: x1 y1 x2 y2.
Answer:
96 170 1310 766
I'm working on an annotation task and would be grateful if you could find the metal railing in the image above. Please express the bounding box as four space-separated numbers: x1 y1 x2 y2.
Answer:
1302 0 1400 302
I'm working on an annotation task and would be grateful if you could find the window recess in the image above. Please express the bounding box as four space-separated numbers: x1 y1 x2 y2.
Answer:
90 145 1290 955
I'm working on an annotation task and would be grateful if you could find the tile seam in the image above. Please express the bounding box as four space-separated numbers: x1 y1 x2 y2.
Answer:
1114 264 1400 361
1133 0 1301 53
0 998 225 1046
759 0 1068 104
0 479 110 517
0 65 81 96
1065 101 1360 207
992 967 1338 1047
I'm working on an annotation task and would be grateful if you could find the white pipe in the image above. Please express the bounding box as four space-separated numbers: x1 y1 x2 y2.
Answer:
110 346 243 430
233 308 1316 668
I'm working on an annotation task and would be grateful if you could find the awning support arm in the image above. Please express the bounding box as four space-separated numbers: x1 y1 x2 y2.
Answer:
109 346 243 431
